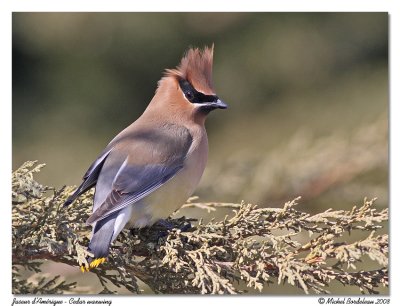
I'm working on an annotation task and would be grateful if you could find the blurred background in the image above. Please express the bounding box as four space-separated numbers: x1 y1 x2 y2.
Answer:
12 13 388 294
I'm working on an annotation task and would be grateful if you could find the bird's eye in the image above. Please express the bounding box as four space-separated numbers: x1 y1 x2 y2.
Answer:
185 91 194 101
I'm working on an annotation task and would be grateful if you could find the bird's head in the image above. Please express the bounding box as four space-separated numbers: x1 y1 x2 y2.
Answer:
149 45 227 123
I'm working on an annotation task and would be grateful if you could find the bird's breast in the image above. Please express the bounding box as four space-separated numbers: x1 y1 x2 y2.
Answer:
128 125 208 228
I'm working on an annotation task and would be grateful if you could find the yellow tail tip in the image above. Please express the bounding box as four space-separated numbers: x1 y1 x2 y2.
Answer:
90 257 106 268
80 257 106 272
80 265 90 273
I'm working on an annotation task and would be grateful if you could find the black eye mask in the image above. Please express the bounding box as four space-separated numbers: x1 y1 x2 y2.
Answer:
178 79 219 104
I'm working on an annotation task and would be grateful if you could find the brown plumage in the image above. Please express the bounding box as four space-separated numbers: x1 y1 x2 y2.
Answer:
165 45 215 93
64 45 227 272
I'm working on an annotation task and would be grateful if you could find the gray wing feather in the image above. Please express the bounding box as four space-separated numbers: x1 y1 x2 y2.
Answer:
86 162 183 224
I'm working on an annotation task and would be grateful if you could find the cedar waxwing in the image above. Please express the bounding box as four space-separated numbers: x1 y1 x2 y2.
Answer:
64 46 227 271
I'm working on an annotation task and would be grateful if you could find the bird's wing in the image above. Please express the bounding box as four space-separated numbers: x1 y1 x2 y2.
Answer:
86 124 193 225
64 148 113 207
86 161 183 224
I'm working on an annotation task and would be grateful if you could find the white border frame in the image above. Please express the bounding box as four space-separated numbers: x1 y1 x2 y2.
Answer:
2 1 398 305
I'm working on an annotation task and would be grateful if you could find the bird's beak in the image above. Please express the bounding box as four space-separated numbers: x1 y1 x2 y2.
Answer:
197 98 228 111
210 99 228 109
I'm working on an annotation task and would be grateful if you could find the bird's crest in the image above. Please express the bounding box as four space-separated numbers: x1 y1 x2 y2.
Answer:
165 45 215 93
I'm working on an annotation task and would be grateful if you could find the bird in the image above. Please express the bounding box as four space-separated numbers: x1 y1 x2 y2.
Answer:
64 45 228 272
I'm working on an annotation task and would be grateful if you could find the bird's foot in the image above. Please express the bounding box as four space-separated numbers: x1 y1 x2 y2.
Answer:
156 218 193 231
179 222 192 232
154 218 193 238
155 219 175 230
130 218 194 241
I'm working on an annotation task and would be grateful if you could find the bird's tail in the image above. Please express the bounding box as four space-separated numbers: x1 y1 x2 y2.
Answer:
64 187 82 207
64 179 95 207
80 213 116 272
